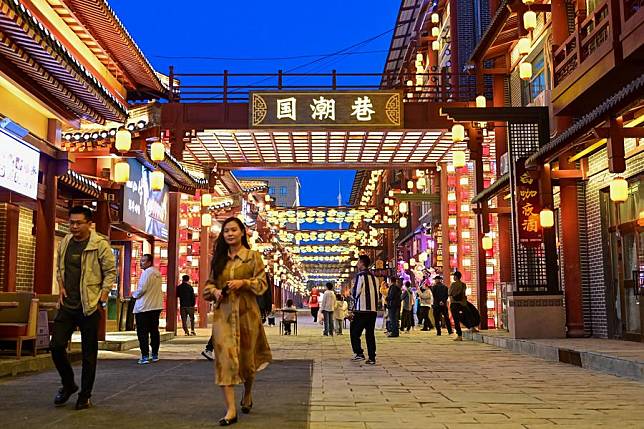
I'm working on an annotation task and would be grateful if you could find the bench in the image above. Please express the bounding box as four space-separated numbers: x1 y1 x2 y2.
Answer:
0 292 38 358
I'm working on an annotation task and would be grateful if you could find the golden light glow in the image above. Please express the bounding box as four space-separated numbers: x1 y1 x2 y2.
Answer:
523 10 537 31
517 37 531 56
431 26 439 37
452 150 466 168
114 161 129 183
568 138 607 162
201 193 212 206
407 180 414 190
482 235 493 250
201 213 212 227
399 201 409 214
451 124 465 142
475 95 486 108
432 40 440 51
115 128 131 152
610 177 628 202
519 62 533 80
431 13 439 23
150 170 164 191
416 177 426 188
150 142 165 161
539 208 554 228
399 216 408 228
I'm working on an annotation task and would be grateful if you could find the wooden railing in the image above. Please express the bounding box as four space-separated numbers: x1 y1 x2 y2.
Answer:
553 0 613 86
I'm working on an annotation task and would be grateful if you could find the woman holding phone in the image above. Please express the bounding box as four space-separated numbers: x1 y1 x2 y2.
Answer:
203 217 272 426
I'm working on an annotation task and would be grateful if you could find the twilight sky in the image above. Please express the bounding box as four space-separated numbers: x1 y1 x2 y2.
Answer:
109 0 400 206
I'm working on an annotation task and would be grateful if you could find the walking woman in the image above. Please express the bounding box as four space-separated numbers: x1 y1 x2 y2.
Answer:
203 217 272 426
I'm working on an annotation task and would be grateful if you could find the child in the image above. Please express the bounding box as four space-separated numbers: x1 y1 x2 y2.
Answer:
267 304 276 327
283 299 297 335
333 294 347 335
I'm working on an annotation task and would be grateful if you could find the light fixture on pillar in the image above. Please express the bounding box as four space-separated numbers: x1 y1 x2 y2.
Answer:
519 62 533 80
517 37 531 56
539 208 554 228
431 26 439 37
452 150 467 168
475 95 486 108
399 216 408 228
399 201 408 214
201 213 212 227
451 124 465 143
115 128 132 152
150 142 165 161
482 234 493 250
523 10 537 31
431 12 439 23
114 160 129 183
610 177 628 202
150 170 164 191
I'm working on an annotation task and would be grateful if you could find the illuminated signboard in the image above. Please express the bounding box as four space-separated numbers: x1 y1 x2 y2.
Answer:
0 130 39 199
122 159 169 240
250 91 402 128
514 158 542 247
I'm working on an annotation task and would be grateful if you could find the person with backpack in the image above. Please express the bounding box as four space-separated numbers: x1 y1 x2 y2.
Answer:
449 271 478 341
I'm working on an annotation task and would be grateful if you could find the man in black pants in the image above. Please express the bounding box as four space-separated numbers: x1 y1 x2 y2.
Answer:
50 206 116 410
349 255 378 365
177 275 196 336
386 279 401 337
431 275 452 336
132 254 163 364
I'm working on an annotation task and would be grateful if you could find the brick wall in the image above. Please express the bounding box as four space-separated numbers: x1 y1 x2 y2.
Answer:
15 206 35 292
582 139 643 338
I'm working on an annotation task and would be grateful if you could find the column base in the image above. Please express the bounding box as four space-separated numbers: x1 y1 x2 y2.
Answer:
507 294 566 339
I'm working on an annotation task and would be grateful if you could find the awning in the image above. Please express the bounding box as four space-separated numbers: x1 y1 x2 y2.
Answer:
526 72 644 167
471 173 509 204
59 170 102 199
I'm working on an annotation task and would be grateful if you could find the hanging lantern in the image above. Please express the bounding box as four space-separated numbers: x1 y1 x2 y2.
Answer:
475 95 486 108
115 128 132 152
399 201 408 214
416 177 426 188
419 252 428 263
432 40 440 51
114 161 129 183
407 180 414 190
519 62 533 80
431 26 439 37
150 170 164 191
610 177 628 202
452 150 467 168
150 142 165 161
201 213 212 227
522 0 535 4
523 10 537 31
539 208 554 228
409 258 416 267
399 216 408 228
416 52 423 63
388 190 394 197
406 79 413 87
482 235 493 250
517 37 531 56
201 193 212 206
452 124 465 142
264 194 271 202
431 13 439 23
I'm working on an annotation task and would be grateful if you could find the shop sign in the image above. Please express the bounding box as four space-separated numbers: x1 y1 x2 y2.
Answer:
122 159 169 240
250 91 402 128
0 130 39 199
514 158 542 247
372 268 394 278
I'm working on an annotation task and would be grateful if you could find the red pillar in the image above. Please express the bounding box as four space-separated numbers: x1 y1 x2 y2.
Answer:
439 163 450 274
198 211 210 328
166 192 180 333
34 159 57 295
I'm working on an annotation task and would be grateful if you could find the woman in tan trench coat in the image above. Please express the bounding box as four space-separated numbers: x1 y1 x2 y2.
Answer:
203 217 272 426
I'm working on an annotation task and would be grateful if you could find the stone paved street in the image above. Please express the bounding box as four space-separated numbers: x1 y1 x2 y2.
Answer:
1 314 643 428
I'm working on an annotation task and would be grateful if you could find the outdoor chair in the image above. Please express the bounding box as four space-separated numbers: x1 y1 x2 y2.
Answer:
0 292 38 358
280 308 298 336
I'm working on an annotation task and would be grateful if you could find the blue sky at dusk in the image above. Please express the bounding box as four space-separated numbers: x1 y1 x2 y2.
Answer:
109 0 400 207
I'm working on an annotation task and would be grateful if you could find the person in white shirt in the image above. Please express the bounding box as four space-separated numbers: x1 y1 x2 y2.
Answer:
320 282 337 336
132 254 163 364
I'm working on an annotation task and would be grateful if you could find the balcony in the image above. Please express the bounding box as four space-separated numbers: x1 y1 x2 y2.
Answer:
551 0 644 116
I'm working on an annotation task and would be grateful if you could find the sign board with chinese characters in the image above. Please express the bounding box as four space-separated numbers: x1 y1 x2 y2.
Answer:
122 159 169 241
513 158 542 247
250 91 402 128
0 130 39 199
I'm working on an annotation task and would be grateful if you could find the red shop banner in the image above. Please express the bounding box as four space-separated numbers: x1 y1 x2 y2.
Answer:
514 158 542 247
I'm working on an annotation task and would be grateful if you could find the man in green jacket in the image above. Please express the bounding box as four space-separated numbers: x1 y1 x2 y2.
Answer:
50 206 116 410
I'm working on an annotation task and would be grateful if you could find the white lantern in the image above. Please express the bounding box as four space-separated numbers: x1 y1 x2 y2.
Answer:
201 193 212 207
114 161 129 183
407 180 414 190
539 208 554 228
409 258 416 267
523 10 537 31
610 177 628 202
150 170 164 191
475 95 486 108
416 177 426 188
431 13 439 23
115 128 131 152
431 26 439 37
399 216 408 228
452 150 467 168
432 40 440 51
399 201 408 214
519 62 533 80
452 124 465 143
201 213 212 227
517 37 531 56
150 142 165 161
482 235 493 250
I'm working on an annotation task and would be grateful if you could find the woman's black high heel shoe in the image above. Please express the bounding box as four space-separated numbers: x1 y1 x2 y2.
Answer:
240 399 253 414
218 415 238 426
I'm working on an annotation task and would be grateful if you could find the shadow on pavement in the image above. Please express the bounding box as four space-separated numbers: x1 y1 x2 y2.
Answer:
0 359 313 428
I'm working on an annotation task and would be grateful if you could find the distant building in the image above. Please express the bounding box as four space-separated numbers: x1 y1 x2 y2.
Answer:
243 176 301 208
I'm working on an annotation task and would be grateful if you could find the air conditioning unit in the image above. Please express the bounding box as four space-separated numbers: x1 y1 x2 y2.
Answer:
530 89 551 107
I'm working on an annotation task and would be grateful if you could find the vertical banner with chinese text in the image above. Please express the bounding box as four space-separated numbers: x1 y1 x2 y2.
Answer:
513 158 542 247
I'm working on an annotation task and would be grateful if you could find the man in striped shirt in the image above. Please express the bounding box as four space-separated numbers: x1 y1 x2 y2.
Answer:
349 254 378 365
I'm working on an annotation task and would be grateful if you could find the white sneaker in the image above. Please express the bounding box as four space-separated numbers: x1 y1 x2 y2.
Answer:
201 349 214 361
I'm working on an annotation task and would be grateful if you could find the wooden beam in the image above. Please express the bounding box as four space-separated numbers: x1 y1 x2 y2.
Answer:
551 169 584 179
